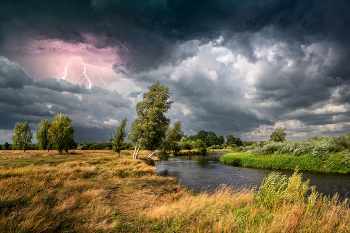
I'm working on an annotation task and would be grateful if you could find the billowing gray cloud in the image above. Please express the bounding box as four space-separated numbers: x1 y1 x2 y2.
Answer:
1 0 350 142
0 56 132 142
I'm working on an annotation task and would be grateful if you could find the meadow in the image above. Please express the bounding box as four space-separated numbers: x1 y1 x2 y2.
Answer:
1 150 350 232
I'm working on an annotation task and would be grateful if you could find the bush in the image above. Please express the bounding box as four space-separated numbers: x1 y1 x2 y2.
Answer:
312 142 330 160
342 151 350 166
252 171 311 209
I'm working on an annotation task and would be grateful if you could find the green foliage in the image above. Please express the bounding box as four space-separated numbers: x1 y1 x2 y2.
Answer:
217 135 225 145
48 113 75 153
269 127 286 142
35 119 52 151
76 142 112 150
312 143 330 160
160 121 183 158
225 134 243 146
341 151 350 166
130 82 173 154
112 118 128 155
2 142 10 150
252 171 311 208
220 151 350 173
195 139 206 155
11 122 33 151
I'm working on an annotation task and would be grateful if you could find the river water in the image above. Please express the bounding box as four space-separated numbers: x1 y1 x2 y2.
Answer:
155 152 350 199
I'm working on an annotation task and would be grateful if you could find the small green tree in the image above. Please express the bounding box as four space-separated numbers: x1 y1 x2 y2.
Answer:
112 118 128 156
160 121 183 157
48 113 75 153
11 122 33 151
195 139 207 155
36 119 52 151
3 142 9 150
270 127 286 142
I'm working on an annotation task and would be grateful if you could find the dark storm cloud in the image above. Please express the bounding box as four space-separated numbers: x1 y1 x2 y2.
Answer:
1 0 350 140
0 56 132 142
1 0 349 73
34 77 88 94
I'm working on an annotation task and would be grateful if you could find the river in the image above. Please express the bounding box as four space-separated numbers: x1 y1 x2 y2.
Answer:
155 152 350 199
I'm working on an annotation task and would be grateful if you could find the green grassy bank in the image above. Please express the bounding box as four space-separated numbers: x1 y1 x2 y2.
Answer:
220 152 350 173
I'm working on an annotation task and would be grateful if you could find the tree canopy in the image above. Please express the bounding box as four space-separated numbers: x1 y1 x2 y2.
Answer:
36 119 52 151
161 121 183 156
225 134 243 147
11 121 33 151
270 127 286 142
129 82 173 158
48 113 75 153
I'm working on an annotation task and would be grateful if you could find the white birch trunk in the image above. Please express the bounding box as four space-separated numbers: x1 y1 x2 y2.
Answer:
147 149 158 158
133 140 138 159
135 146 140 159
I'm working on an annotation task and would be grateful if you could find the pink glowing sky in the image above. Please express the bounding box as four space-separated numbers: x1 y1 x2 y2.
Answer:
7 36 126 89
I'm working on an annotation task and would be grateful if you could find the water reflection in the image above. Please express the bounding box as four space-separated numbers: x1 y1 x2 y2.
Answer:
156 152 350 199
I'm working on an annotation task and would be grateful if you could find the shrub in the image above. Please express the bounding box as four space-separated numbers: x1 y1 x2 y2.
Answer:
312 142 330 160
252 171 311 208
341 151 350 166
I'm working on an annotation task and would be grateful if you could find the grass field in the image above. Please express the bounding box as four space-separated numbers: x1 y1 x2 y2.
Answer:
220 152 350 173
1 150 350 232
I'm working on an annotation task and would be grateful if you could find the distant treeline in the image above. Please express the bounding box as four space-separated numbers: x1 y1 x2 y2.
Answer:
183 130 243 148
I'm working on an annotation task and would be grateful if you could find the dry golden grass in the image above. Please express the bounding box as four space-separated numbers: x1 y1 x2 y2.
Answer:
0 150 186 232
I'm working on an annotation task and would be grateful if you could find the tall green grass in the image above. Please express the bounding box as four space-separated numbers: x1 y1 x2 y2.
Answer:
220 152 350 173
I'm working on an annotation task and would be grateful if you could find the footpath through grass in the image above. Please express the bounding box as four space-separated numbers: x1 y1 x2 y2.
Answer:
1 150 350 232
220 152 350 173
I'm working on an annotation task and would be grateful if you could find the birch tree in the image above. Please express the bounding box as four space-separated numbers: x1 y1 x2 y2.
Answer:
129 82 173 158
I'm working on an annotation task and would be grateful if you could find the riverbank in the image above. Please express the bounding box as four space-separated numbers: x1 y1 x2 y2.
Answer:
220 152 350 173
1 150 350 232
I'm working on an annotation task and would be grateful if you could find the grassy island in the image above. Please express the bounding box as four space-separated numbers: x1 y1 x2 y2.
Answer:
1 150 350 232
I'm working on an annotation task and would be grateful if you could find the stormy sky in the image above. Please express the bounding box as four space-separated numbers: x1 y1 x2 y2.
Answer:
1 0 350 143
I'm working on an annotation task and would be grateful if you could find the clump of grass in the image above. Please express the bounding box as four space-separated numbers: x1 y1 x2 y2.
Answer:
252 170 310 208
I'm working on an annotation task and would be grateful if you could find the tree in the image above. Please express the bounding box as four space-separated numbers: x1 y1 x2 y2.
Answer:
217 135 225 145
129 118 142 159
225 134 243 147
3 142 9 150
160 121 183 157
195 139 207 154
112 118 128 156
129 82 173 158
11 122 33 151
48 113 75 153
207 131 217 147
36 119 52 151
270 127 286 142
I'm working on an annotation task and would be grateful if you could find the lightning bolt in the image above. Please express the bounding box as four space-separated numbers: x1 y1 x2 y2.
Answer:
77 62 92 89
97 74 106 86
119 42 130 53
56 60 71 80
